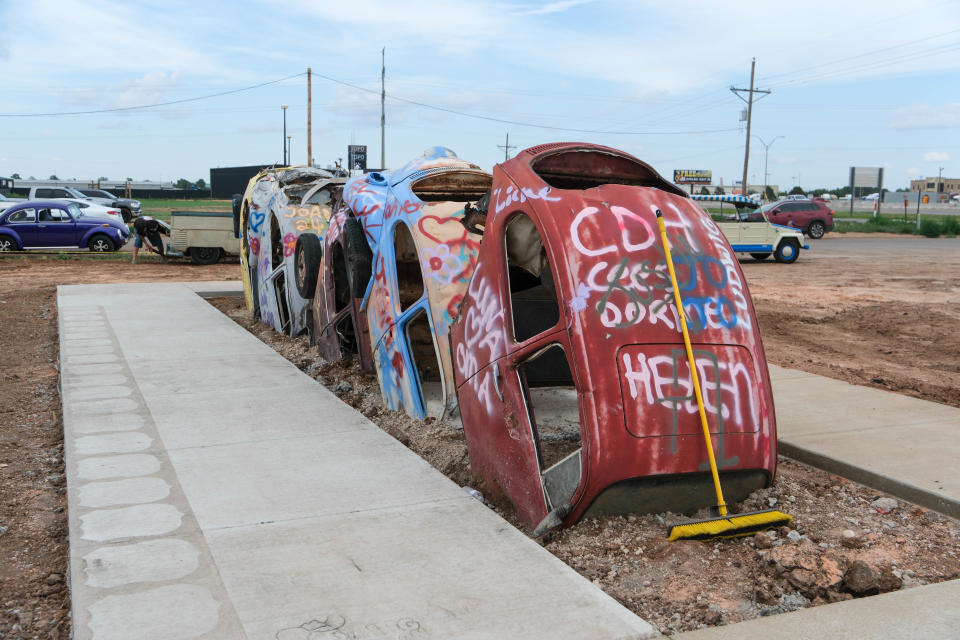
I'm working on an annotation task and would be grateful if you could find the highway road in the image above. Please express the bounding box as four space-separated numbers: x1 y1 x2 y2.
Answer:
801 233 960 258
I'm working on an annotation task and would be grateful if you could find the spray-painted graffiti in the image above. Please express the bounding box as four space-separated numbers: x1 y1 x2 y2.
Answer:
283 233 297 257
285 203 332 235
332 149 491 421
452 142 775 532
493 185 562 215
619 345 759 466
240 166 345 336
415 208 481 289
249 210 266 233
454 276 506 417
568 202 746 335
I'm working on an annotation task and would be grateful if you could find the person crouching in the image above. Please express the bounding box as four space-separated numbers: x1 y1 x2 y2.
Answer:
131 216 167 264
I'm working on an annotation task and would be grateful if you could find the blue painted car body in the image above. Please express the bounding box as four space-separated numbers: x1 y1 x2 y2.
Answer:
340 147 491 419
0 200 129 251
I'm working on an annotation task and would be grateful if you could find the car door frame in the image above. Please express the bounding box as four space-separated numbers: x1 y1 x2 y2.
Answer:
453 202 582 530
35 205 79 247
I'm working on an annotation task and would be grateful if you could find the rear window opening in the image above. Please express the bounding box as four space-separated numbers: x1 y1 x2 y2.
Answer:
394 223 424 311
411 171 492 202
405 309 444 417
531 149 685 195
505 214 560 342
283 185 310 204
518 344 583 509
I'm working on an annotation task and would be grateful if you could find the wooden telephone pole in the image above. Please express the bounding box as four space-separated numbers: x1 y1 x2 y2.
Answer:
730 59 770 197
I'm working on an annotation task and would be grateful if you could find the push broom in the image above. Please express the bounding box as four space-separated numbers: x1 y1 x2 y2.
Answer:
655 209 792 542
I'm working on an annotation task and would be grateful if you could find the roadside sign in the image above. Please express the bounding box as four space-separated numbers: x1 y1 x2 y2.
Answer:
674 169 712 184
348 145 367 172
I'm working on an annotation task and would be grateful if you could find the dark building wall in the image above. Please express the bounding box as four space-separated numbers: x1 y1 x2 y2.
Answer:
210 165 272 199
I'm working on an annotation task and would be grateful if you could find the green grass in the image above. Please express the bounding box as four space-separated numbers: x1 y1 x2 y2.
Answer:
835 214 959 237
139 198 232 222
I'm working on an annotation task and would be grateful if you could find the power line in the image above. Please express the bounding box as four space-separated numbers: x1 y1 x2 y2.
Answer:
308 68 741 136
760 29 960 85
766 41 960 88
0 72 307 117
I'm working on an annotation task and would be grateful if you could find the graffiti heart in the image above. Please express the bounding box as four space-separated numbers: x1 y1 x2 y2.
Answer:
249 210 266 233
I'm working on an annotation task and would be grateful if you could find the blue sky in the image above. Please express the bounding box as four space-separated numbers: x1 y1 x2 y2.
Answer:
1 0 958 191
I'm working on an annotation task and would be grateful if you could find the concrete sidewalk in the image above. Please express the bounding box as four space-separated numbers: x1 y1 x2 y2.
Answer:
59 280 960 640
59 281 657 640
771 365 960 519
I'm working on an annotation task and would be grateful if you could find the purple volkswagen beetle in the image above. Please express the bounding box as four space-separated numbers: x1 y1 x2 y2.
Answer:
0 200 129 252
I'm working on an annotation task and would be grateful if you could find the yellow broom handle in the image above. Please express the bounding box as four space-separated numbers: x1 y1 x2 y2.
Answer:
656 210 727 517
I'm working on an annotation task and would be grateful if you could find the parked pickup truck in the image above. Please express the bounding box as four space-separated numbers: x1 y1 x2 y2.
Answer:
161 210 240 265
28 186 91 201
78 189 142 222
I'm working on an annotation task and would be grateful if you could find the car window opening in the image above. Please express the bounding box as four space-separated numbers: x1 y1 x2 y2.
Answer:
273 271 291 335
531 150 686 195
405 308 444 417
330 243 360 357
304 188 332 206
518 344 583 509
393 223 424 312
410 171 492 202
270 215 283 271
505 214 560 342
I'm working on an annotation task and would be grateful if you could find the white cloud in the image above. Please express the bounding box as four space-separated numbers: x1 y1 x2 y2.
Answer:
923 151 950 162
326 85 404 127
906 167 919 175
890 103 960 129
510 0 598 16
113 71 183 109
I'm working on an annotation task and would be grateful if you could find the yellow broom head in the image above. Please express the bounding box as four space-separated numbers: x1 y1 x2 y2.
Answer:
668 509 793 542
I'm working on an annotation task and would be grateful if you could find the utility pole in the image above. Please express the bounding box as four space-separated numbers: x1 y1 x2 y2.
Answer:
731 59 770 197
281 104 288 165
938 166 944 194
307 68 312 167
380 47 386 170
754 134 783 202
497 133 516 162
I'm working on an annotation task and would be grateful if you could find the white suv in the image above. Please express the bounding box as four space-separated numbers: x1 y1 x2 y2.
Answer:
692 196 808 263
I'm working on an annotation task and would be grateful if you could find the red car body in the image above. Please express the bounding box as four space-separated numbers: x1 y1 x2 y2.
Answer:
450 143 778 532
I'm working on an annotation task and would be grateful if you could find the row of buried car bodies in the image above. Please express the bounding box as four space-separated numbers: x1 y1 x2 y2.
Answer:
237 143 778 535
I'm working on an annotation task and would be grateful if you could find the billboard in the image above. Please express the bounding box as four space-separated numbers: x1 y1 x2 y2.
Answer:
674 169 712 184
849 167 884 188
348 145 367 172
